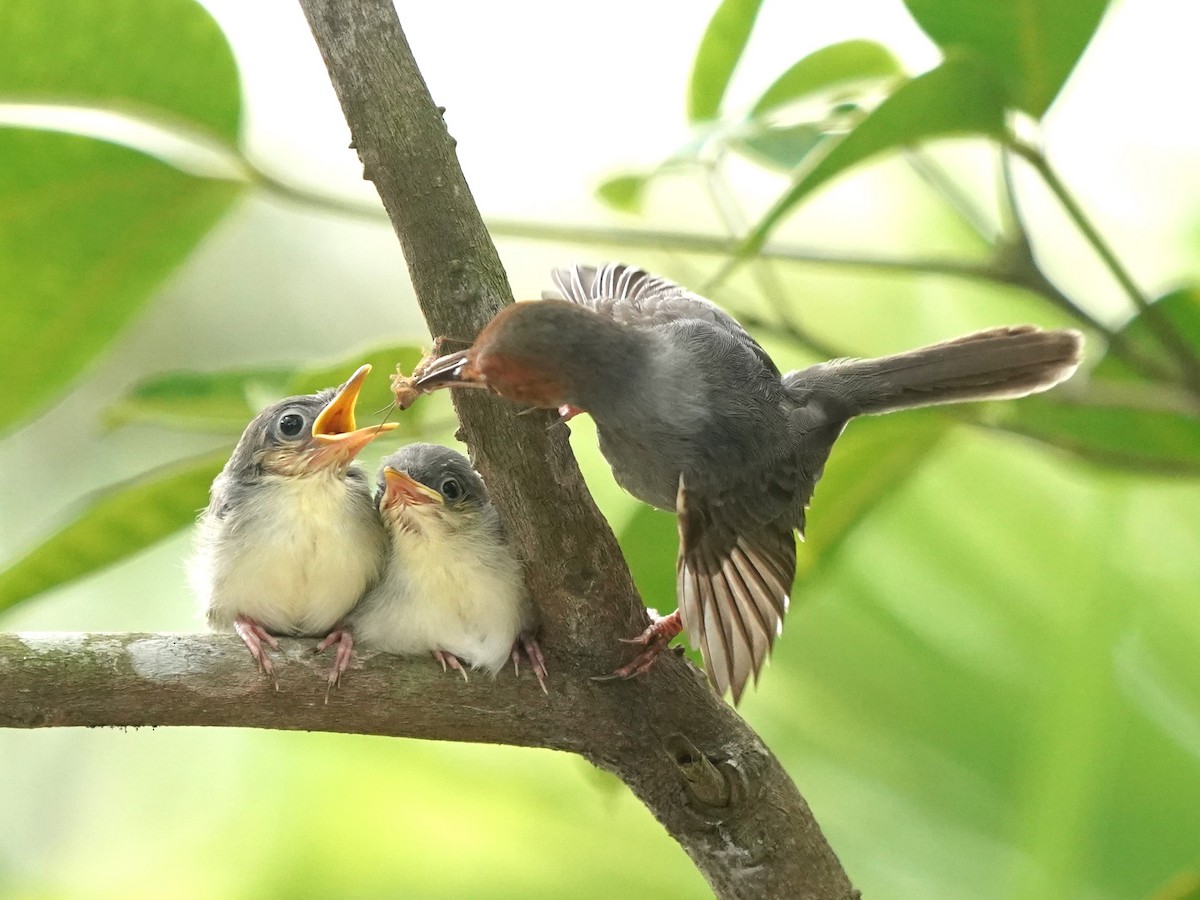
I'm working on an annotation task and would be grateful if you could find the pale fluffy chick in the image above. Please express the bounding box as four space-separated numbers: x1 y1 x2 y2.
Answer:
349 443 547 690
190 364 397 683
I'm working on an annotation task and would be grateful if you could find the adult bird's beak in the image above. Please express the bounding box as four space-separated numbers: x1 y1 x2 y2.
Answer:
413 350 488 391
381 466 444 508
311 364 398 467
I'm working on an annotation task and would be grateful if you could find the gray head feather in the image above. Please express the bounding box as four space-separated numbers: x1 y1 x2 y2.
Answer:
376 443 491 512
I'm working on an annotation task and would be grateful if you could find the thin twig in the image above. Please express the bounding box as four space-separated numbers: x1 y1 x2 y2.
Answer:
701 160 841 358
904 148 999 245
1010 141 1200 393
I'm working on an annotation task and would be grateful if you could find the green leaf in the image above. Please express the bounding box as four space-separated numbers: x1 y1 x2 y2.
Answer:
733 123 827 172
904 0 1111 118
800 410 950 578
1150 870 1200 900
1096 286 1200 383
750 40 903 117
995 394 1200 474
618 506 678 610
0 129 243 434
291 345 432 429
0 131 242 434
108 346 437 437
0 451 228 613
0 0 244 433
105 367 293 433
596 173 649 214
687 0 764 123
740 54 1008 256
0 0 241 140
617 411 951 599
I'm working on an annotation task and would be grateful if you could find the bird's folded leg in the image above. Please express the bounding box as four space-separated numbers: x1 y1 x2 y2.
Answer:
593 609 683 682
314 626 355 691
511 632 549 694
234 616 281 682
432 649 470 682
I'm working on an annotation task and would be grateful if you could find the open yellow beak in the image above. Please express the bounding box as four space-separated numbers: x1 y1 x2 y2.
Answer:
382 466 444 508
311 364 398 465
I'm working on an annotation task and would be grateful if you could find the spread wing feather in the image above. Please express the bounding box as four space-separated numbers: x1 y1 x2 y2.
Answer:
545 262 779 376
676 476 796 703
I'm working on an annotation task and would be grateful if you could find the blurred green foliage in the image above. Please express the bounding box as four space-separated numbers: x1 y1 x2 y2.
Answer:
0 0 244 433
2 0 1199 897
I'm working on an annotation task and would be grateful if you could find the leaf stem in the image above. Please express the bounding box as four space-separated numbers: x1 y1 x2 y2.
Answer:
701 161 840 358
1010 141 1200 392
904 148 999 245
239 146 1193 391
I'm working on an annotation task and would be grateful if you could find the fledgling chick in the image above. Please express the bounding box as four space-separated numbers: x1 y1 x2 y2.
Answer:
190 364 397 684
348 443 547 691
414 262 1084 702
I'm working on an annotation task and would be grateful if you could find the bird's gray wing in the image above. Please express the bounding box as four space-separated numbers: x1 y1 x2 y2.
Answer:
544 262 779 376
675 475 796 704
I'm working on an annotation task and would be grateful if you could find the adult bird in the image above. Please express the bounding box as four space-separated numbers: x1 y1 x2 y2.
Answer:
348 443 546 690
190 364 397 684
413 263 1083 702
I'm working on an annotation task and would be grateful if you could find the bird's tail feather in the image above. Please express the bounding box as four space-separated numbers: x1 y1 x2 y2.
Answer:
784 326 1084 417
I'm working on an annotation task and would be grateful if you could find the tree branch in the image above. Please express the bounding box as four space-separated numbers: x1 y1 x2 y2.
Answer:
5 2 860 891
4 627 859 899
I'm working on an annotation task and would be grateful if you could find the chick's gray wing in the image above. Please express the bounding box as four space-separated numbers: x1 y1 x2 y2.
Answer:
544 262 779 376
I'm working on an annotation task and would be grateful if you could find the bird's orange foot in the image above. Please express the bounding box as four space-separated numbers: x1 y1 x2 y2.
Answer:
593 610 683 682
234 616 281 680
511 632 548 694
314 626 355 691
432 649 470 683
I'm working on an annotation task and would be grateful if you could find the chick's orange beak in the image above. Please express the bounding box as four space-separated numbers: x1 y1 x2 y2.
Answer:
382 467 444 509
311 364 398 466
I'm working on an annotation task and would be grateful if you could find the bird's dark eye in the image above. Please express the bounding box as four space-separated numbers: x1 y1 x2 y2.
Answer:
440 477 461 500
278 413 305 438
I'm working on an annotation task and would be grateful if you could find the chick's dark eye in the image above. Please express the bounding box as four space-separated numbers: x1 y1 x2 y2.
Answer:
440 477 461 500
278 413 305 437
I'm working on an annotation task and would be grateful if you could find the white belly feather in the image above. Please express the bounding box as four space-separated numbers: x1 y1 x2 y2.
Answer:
351 517 530 674
191 472 385 636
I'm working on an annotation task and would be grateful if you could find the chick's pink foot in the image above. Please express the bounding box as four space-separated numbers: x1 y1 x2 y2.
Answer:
433 649 470 682
234 616 281 676
593 610 683 681
314 627 355 688
511 632 548 694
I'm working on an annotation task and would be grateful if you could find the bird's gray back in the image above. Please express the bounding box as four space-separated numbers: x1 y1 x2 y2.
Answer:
593 319 795 520
545 262 780 376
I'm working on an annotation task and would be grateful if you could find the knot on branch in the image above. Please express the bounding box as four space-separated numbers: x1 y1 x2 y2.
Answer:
665 732 746 811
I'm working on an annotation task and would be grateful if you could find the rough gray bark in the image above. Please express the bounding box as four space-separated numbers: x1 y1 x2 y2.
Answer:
0 2 857 897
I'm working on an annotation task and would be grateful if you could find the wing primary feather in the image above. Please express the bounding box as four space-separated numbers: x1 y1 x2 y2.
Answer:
698 570 733 700
707 564 754 704
677 558 704 651
738 537 792 599
723 556 773 683
571 264 587 303
731 544 788 619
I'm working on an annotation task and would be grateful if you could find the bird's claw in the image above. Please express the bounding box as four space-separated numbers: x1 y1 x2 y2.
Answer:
234 616 281 685
593 610 683 683
511 632 549 694
433 649 470 683
314 627 355 696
